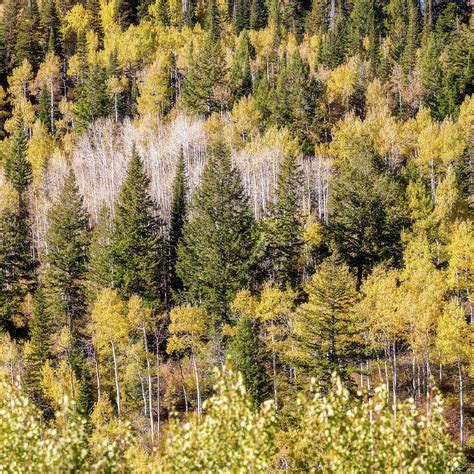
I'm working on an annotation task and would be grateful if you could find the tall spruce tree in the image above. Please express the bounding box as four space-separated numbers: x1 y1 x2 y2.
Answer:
264 153 304 289
86 204 113 301
205 0 221 42
230 30 253 103
4 115 33 199
109 147 162 303
167 148 187 300
249 0 267 30
328 154 408 286
229 315 270 405
181 33 227 115
176 141 256 332
24 287 52 400
42 171 90 332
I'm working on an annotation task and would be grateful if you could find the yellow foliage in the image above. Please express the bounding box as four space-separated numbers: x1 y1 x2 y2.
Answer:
40 359 78 409
230 96 262 147
27 120 56 178
62 4 90 34
167 305 209 354
7 59 33 100
327 57 359 107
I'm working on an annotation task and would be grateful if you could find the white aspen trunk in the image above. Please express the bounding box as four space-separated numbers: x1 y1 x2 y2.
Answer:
114 94 119 123
143 327 154 444
412 354 416 403
271 332 278 410
458 359 464 447
94 350 101 401
178 359 189 413
110 338 121 417
384 347 390 402
192 351 201 416
156 349 161 440
139 375 147 418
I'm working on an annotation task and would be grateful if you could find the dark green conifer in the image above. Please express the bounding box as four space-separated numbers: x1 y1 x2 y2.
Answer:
249 0 267 30
4 115 33 197
229 316 270 405
109 147 162 303
176 141 256 331
86 204 113 301
264 153 304 289
230 30 253 103
167 148 187 300
37 86 52 131
42 171 90 331
232 0 250 35
205 0 221 42
181 33 227 115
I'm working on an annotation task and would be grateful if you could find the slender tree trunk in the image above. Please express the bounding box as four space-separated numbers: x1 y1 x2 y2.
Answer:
412 354 416 403
139 375 147 418
110 338 121 417
143 327 154 444
271 332 278 410
156 349 161 440
50 82 55 133
384 346 390 401
192 351 201 416
178 359 189 413
94 350 101 401
458 359 464 447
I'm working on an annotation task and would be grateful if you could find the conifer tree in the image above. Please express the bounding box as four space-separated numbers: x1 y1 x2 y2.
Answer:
4 115 33 198
0 0 22 76
181 33 227 115
230 30 253 103
39 0 60 55
232 0 250 35
37 86 51 130
116 0 139 29
249 0 266 30
176 141 256 332
305 0 327 35
42 171 90 332
167 148 187 299
0 205 36 336
229 315 270 406
205 0 221 43
291 256 361 387
0 87 8 138
328 154 408 285
86 204 113 301
264 153 304 289
24 288 52 398
109 148 162 303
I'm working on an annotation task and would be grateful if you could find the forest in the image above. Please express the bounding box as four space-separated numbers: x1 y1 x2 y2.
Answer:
0 0 472 470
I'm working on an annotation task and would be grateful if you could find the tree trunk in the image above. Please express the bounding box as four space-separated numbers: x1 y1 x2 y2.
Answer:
271 332 278 410
94 350 101 401
156 349 161 440
392 342 397 417
192 351 202 416
110 338 121 417
178 359 189 413
458 359 464 447
50 81 55 133
143 327 154 444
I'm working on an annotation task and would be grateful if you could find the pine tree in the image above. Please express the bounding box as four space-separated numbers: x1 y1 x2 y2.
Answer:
0 86 9 138
181 33 227 115
328 153 408 285
305 0 328 35
167 148 187 299
176 141 256 332
229 315 270 405
232 0 250 35
24 288 52 398
249 0 267 30
86 204 113 301
0 0 22 76
205 0 221 43
230 30 253 103
116 0 139 29
264 153 304 289
0 205 36 336
39 0 61 55
42 171 90 332
37 86 51 130
109 147 162 303
153 0 170 26
4 115 33 198
291 256 361 387
271 50 318 152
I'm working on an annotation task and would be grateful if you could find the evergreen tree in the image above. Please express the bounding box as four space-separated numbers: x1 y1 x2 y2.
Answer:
0 205 36 336
291 256 361 387
86 204 113 301
4 115 33 198
322 0 346 68
42 171 90 332
153 0 170 26
230 30 253 103
328 154 408 285
305 0 328 35
87 0 104 45
116 0 139 29
181 33 227 115
176 141 256 332
167 148 187 299
0 0 22 76
24 288 52 399
109 147 162 303
37 86 51 131
205 0 221 42
232 0 250 35
0 87 9 139
271 50 318 152
249 0 267 30
39 0 61 55
15 10 41 69
264 153 304 289
229 315 270 405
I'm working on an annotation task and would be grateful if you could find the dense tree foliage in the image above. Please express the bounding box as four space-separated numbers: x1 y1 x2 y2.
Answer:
0 0 472 469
